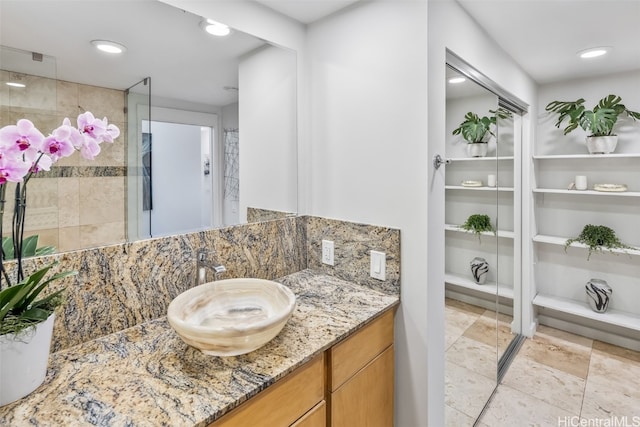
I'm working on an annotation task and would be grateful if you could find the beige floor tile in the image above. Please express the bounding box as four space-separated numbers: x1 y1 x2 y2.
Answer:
445 306 481 350
480 384 576 427
519 333 592 379
447 336 497 380
581 350 640 420
446 297 487 315
592 340 640 364
463 314 514 350
446 362 496 420
535 324 594 348
445 404 477 427
501 354 586 414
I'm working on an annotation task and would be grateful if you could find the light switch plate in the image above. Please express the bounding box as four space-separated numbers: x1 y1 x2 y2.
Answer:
322 240 334 266
370 250 386 280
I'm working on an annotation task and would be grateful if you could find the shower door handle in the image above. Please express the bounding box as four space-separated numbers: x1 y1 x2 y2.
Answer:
433 154 451 170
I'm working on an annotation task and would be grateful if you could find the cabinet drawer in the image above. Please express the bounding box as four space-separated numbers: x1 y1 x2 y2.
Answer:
291 400 326 427
328 308 394 391
210 353 324 427
331 345 394 427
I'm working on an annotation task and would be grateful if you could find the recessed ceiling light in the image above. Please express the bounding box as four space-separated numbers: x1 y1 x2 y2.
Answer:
91 40 127 54
6 82 26 88
201 19 231 37
577 46 611 59
448 77 466 84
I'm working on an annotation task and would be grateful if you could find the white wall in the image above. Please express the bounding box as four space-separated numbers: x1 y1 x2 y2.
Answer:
537 70 640 155
238 45 297 222
307 0 536 423
307 2 429 425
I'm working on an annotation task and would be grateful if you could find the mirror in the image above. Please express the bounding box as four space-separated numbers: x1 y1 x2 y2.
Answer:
444 65 501 424
0 0 297 253
444 52 526 424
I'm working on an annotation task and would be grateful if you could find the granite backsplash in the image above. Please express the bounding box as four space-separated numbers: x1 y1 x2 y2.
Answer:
3 215 400 352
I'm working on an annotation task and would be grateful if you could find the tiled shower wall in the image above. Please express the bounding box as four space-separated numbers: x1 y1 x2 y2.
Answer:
0 71 126 253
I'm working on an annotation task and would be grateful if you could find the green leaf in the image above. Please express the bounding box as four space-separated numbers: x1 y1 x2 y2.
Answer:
28 288 65 309
35 245 56 256
19 306 51 322
0 285 23 312
579 108 617 136
2 236 15 260
21 235 39 257
22 269 77 309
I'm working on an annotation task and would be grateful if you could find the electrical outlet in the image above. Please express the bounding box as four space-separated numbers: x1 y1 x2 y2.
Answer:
322 240 334 266
370 250 386 280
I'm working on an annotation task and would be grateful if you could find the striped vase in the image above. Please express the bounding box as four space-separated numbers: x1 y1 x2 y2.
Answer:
470 257 489 285
585 279 612 313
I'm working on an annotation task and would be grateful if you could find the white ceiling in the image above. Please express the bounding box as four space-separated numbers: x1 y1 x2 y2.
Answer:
456 0 640 84
254 0 361 24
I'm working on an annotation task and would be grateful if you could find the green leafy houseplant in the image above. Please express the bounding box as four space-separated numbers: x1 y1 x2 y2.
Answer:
459 214 496 242
452 108 512 143
0 263 76 335
564 224 633 260
545 94 640 137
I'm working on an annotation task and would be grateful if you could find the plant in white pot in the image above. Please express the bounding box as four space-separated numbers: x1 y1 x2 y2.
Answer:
0 113 119 406
452 108 512 157
545 94 640 154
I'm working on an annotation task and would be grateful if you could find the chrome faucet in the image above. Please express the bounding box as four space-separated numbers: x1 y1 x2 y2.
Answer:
196 250 227 285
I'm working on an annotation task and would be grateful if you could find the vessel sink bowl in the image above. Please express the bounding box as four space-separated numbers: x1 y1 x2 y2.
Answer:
167 278 296 356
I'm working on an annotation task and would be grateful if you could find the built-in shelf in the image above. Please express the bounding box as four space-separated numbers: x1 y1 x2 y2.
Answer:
445 273 514 300
533 293 640 331
445 224 514 239
533 234 640 257
449 156 514 162
533 188 640 197
445 185 514 192
533 153 640 160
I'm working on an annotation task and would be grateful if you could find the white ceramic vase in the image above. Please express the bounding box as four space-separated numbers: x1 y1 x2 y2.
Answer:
586 136 618 154
585 279 612 313
0 313 55 407
467 142 488 158
470 257 489 284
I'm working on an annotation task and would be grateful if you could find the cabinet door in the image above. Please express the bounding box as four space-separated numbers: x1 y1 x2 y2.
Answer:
210 353 324 427
330 345 394 427
291 401 326 427
329 309 394 391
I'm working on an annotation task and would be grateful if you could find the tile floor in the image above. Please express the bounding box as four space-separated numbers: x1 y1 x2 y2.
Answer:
445 297 640 427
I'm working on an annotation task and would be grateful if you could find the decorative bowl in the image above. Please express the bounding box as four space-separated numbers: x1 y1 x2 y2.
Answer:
167 278 296 356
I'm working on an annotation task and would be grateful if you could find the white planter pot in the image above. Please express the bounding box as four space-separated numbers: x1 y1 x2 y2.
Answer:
467 143 488 158
586 136 618 154
0 313 55 407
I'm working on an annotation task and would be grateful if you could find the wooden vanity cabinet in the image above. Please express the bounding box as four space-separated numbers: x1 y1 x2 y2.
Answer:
209 353 324 427
209 308 395 427
327 309 395 427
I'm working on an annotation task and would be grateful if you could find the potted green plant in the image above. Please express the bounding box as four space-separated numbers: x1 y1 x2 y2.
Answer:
545 94 640 154
564 224 634 260
452 108 512 157
0 112 119 406
459 214 496 242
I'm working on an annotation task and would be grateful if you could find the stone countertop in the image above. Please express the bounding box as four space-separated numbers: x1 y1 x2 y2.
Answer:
0 269 399 426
